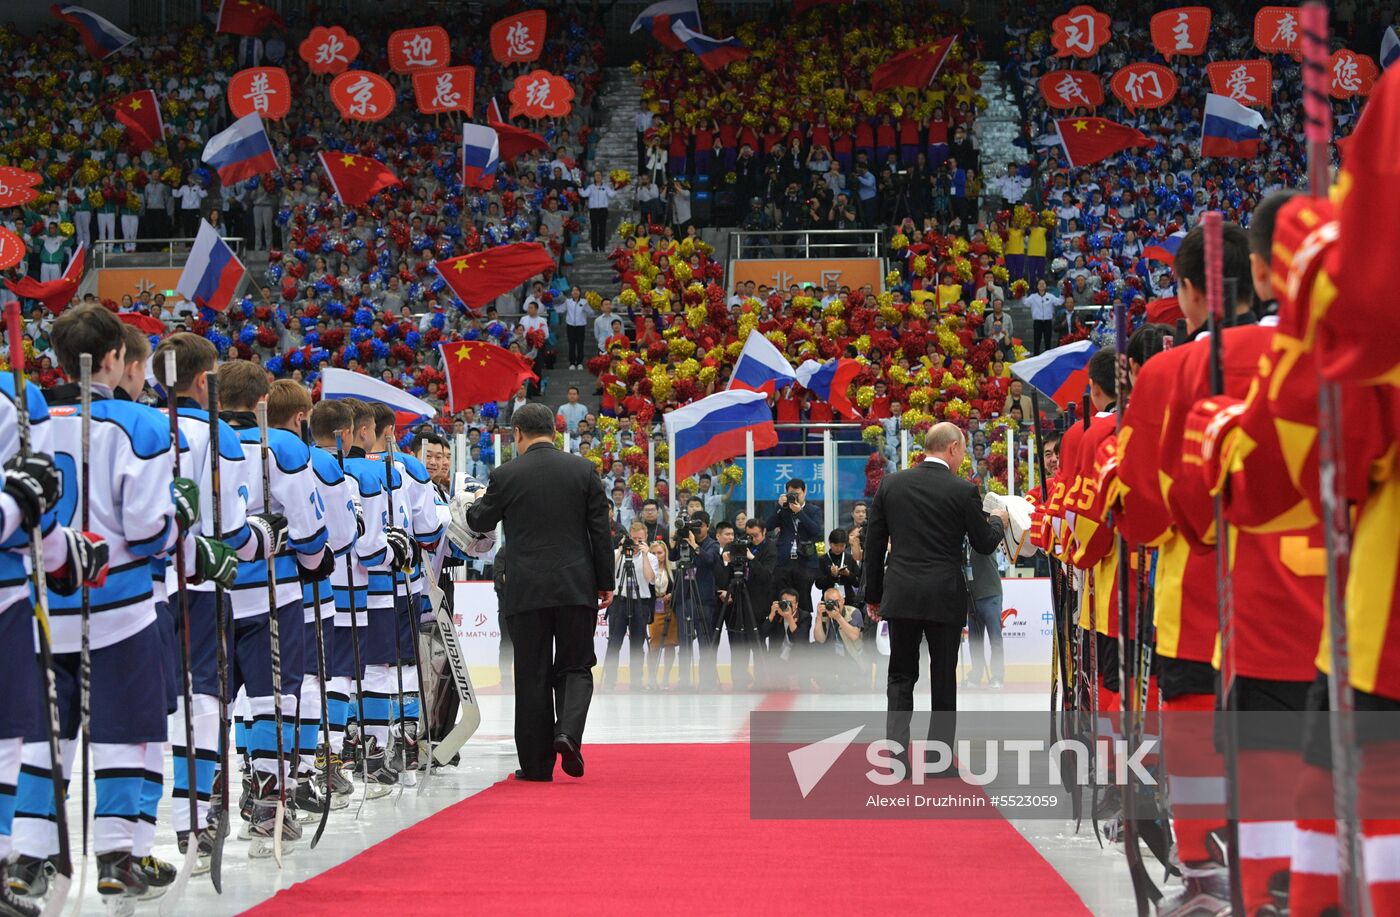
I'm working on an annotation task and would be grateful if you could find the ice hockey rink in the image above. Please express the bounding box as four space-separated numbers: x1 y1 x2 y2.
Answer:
67 681 1141 916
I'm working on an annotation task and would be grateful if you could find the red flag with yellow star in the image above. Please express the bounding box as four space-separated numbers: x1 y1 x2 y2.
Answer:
432 242 557 310
440 341 539 411
215 0 282 36
3 244 84 315
1054 116 1155 167
317 151 402 207
114 90 163 152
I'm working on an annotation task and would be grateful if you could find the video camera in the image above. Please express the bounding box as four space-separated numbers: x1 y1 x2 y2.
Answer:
615 529 638 558
674 510 703 540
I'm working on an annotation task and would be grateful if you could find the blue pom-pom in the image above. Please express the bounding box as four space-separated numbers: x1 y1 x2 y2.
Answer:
304 331 319 347
325 300 346 319
371 340 389 359
266 355 284 375
430 277 446 294
430 313 446 330
405 330 421 348
354 307 375 327
351 327 371 344
314 279 332 295
239 327 257 346
289 350 305 369
480 402 499 419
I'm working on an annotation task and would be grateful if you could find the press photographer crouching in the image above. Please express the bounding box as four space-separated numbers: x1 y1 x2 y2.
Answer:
812 586 867 690
602 521 659 691
764 588 808 674
669 507 723 689
718 518 776 690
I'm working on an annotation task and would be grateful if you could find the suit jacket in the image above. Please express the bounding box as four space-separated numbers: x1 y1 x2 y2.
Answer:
465 442 613 617
862 460 1004 623
765 501 823 570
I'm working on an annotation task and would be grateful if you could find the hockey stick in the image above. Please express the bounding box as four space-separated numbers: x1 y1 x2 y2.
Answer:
1111 301 1160 914
3 303 72 917
67 353 94 917
1300 6 1369 914
381 447 412 791
335 439 375 818
205 373 230 892
254 403 286 868
300 422 333 850
159 352 201 914
427 576 481 766
1201 211 1243 914
1029 390 1060 749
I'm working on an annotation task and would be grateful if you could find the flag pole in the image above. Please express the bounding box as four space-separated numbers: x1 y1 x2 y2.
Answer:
744 431 755 520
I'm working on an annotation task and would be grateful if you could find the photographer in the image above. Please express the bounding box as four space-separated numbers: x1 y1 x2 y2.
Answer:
765 479 823 624
812 586 867 690
602 521 659 691
669 508 723 689
717 519 775 689
848 502 867 563
763 587 807 660
815 528 863 606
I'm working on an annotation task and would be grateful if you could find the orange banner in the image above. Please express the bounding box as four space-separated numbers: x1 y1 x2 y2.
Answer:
729 258 884 294
97 267 184 302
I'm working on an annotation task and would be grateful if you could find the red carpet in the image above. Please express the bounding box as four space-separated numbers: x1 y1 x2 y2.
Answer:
245 744 1089 916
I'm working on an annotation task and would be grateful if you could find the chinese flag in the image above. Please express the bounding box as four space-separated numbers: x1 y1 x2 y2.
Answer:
3 244 84 315
870 37 956 92
434 242 557 310
114 90 163 152
1054 117 1155 167
317 151 402 207
216 0 282 36
440 341 539 411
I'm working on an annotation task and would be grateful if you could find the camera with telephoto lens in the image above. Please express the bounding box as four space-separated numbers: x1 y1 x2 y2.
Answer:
778 599 793 611
615 530 638 557
674 510 703 539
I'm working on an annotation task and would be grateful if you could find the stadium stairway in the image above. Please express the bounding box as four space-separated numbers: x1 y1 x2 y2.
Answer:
543 67 640 412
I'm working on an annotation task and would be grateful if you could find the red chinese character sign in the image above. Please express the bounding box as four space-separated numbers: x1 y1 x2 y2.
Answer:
0 229 25 272
1109 63 1178 112
508 69 574 120
1328 50 1378 98
1149 7 1210 57
413 66 476 115
1052 5 1111 59
1037 70 1105 109
1206 60 1273 108
388 27 449 74
330 71 395 122
227 67 291 120
0 167 42 208
299 26 359 75
1254 7 1301 57
490 11 546 64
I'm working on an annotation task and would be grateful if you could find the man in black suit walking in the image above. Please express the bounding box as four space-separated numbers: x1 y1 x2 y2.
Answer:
458 403 614 781
863 422 1007 777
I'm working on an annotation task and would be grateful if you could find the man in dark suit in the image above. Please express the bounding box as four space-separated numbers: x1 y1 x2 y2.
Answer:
863 422 1007 778
765 478 823 622
460 404 614 781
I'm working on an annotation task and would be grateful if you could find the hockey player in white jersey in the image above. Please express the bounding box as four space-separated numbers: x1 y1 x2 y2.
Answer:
214 360 327 858
10 305 231 906
301 399 361 804
338 399 414 793
369 403 443 775
266 380 353 819
150 334 287 870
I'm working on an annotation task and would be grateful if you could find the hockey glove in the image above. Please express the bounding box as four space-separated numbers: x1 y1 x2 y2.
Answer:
385 526 419 569
297 548 336 583
192 535 239 589
171 477 200 531
352 496 366 537
446 484 495 556
48 529 109 596
3 453 60 530
247 512 288 558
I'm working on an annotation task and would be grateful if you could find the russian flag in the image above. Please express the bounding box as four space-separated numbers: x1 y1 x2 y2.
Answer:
795 358 863 419
1143 230 1187 265
320 367 438 426
462 123 500 191
1009 340 1099 410
664 389 777 481
50 4 135 59
201 112 278 185
176 221 245 312
670 21 749 72
727 329 796 395
630 0 701 52
1382 26 1399 70
1200 93 1266 160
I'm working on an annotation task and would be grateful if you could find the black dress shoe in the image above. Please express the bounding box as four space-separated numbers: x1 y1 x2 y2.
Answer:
513 769 552 782
553 734 585 778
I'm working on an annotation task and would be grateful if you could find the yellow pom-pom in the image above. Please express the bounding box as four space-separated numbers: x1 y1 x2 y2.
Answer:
855 385 875 409
720 464 743 486
59 221 75 237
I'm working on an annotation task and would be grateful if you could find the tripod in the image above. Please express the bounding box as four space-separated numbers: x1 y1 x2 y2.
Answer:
673 549 712 689
719 555 763 690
